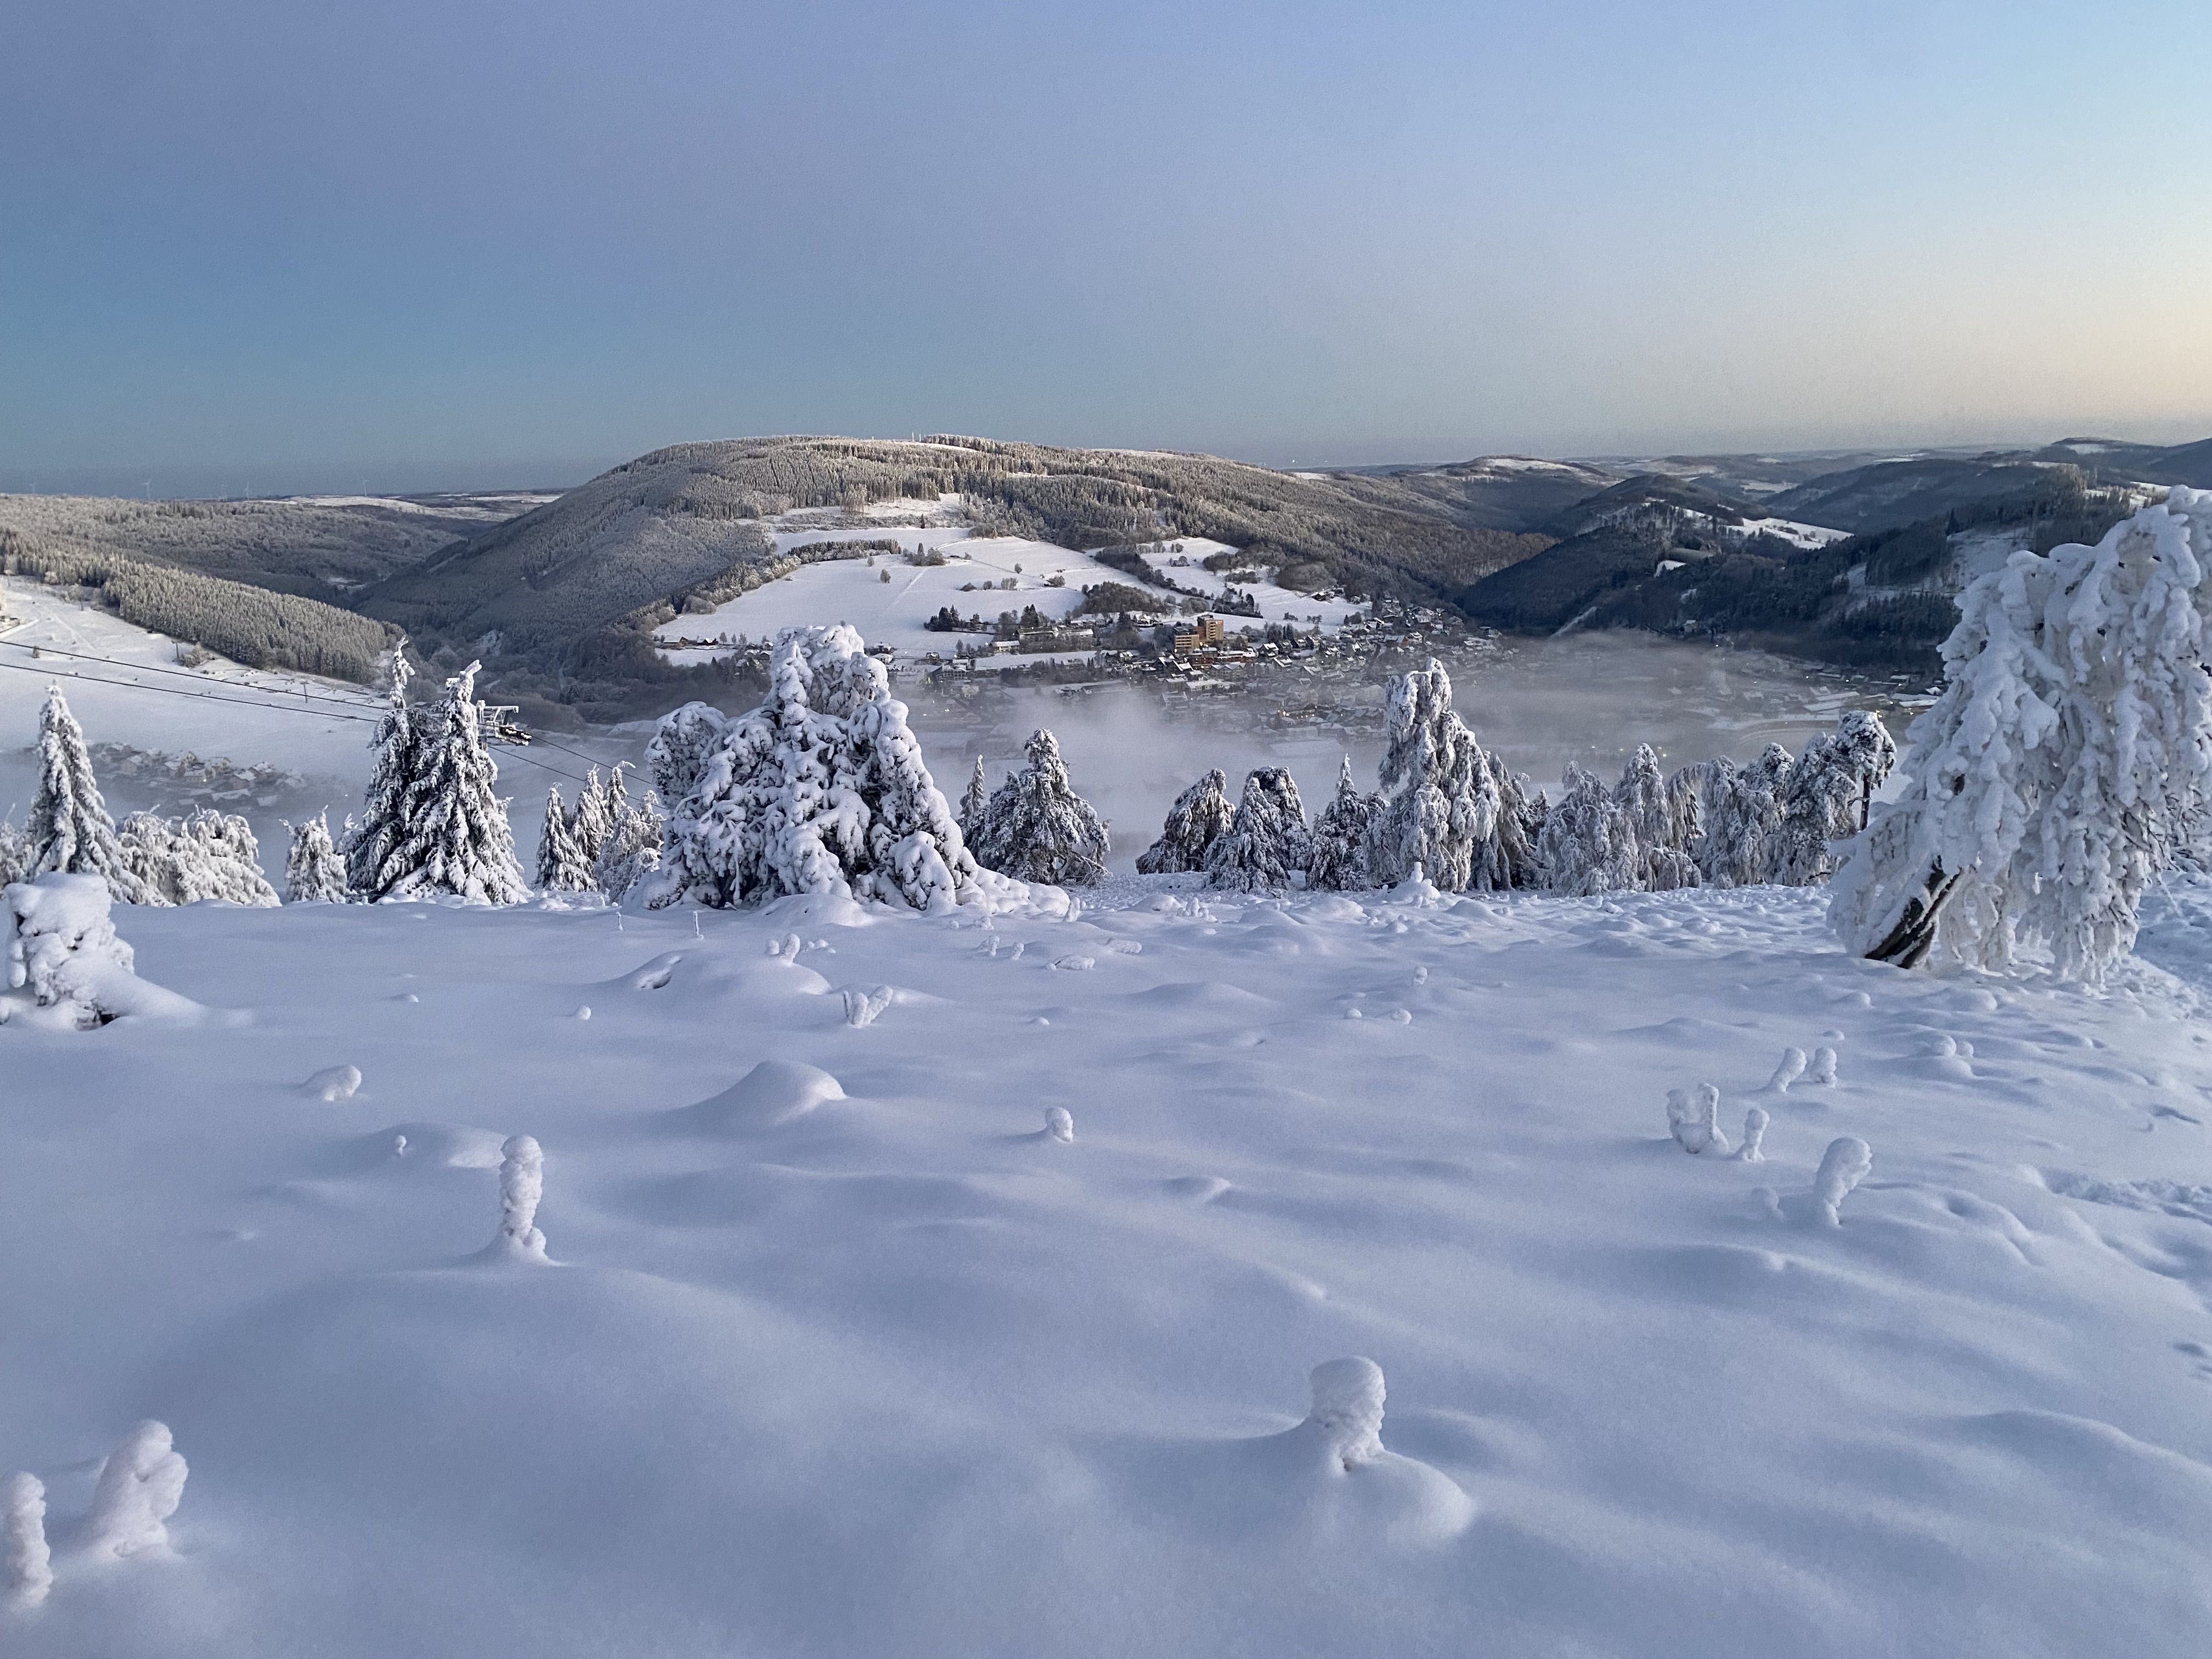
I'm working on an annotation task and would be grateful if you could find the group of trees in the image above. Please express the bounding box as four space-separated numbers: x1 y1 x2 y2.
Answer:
1126 659 1895 901
534 766 662 901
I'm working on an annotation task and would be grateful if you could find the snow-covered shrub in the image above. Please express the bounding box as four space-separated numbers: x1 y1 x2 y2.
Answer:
1536 763 1640 896
284 811 349 902
971 728 1110 887
83 1421 187 1558
1833 492 2212 981
493 1134 550 1261
841 984 892 1027
1135 769 1233 874
380 663 528 905
1665 1084 1726 1155
1306 758 1378 891
3 1472 50 1609
1045 1105 1074 1142
1736 1106 1770 1163
1205 768 1310 891
1810 1136 1872 1226
1807 1045 1838 1086
120 809 279 907
345 649 420 896
5 874 138 1026
26 687 150 904
1767 1047 1807 1093
1306 1357 1387 1471
652 625 988 912
1367 660 1502 893
534 786 594 893
645 701 730 805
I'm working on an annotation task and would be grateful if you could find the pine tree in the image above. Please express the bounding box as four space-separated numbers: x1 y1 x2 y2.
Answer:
381 662 528 904
652 625 986 911
1204 767 1310 891
646 701 730 804
1306 756 1378 890
1135 769 1233 874
1835 492 2211 979
284 812 349 902
27 687 148 902
120 809 278 905
1617 744 1699 889
0 817 30 889
569 768 614 866
535 786 595 892
958 755 989 839
972 727 1111 886
1366 659 1501 891
1536 762 1641 895
345 648 419 896
595 789 663 901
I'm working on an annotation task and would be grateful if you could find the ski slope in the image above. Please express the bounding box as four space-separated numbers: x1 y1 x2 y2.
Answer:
3 876 2210 1656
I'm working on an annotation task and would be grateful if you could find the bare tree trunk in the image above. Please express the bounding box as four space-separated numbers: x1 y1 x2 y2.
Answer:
1864 864 1963 968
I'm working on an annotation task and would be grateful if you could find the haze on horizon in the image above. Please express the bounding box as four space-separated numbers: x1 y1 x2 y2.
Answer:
4 0 2208 500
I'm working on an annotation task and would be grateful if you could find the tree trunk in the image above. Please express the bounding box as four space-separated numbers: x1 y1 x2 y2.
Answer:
1864 863 1963 968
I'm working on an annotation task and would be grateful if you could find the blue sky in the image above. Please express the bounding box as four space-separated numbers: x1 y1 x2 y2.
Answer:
3 0 2208 495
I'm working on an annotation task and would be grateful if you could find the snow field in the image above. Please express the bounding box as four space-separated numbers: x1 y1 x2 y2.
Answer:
3 881 2212 1655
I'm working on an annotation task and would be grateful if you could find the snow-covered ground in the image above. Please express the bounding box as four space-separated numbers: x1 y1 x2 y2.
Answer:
4 876 2210 1656
1735 516 1850 550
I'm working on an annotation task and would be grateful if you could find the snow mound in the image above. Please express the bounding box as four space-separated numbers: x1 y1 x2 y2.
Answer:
676 1059 848 1132
300 1064 363 1102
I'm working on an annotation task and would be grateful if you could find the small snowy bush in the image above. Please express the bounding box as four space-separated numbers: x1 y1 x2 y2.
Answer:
1306 1357 1387 1470
971 728 1110 888
1665 1084 1726 1155
1811 1137 1872 1226
1736 1106 1770 1163
1044 1105 1075 1142
1135 769 1234 875
3 1472 50 1609
1807 1045 1838 1085
284 811 349 902
5 874 139 1026
83 1421 187 1558
493 1134 550 1261
1833 492 2212 980
1767 1047 1808 1093
120 808 279 907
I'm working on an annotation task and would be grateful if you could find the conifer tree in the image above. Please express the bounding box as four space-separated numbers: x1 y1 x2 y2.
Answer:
0 818 30 889
1307 756 1378 890
535 786 595 892
595 789 663 901
27 686 148 902
570 768 615 867
382 662 528 904
1135 769 1233 874
1367 659 1500 891
958 755 989 839
346 648 419 895
1205 767 1311 891
1536 762 1641 895
646 701 731 805
284 811 349 902
972 727 1111 886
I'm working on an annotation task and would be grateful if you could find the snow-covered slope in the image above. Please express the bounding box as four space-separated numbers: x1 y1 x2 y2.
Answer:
3 878 2209 1656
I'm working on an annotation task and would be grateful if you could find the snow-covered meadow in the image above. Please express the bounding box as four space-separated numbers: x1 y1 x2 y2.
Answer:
4 874 2212 1656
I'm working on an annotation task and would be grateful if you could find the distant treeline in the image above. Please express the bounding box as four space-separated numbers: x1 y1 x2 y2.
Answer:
0 528 395 682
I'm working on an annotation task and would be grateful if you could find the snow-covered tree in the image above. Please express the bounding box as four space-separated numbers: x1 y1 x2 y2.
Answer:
957 755 989 840
569 768 615 867
1370 661 1481 891
646 701 730 804
1616 743 1699 889
380 662 528 905
1833 492 2212 979
1691 751 1788 888
26 687 148 902
3 1471 50 1609
534 787 594 892
345 648 419 896
972 727 1111 887
594 788 663 901
651 625 987 911
1482 751 1544 891
1135 769 1233 874
1536 762 1640 895
492 1134 550 1262
284 812 349 902
1204 767 1310 891
1774 712 1898 886
1306 756 1378 890
0 820 29 889
120 809 279 906
5 874 140 1025
83 1420 187 1558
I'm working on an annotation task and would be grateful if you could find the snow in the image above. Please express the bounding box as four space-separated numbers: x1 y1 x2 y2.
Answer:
1735 516 1849 550
5 873 2212 1654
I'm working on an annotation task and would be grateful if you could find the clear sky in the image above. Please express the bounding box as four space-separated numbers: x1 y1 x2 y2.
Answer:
3 0 2208 496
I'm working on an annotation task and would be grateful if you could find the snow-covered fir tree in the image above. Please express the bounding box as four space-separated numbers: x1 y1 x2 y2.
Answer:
651 625 986 911
646 701 730 804
344 648 419 897
1773 712 1898 886
1536 762 1641 896
1134 769 1233 874
1616 744 1699 889
1482 750 1545 891
957 755 989 840
381 662 528 905
1691 748 1789 888
121 809 279 906
972 727 1111 887
569 768 615 868
594 788 663 901
284 812 349 902
1367 659 1500 892
27 687 149 903
1306 757 1378 890
1834 490 2212 979
0 819 30 889
1204 767 1311 891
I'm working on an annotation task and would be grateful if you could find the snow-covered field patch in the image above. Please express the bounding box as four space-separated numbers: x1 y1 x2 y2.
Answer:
3 880 2210 1656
